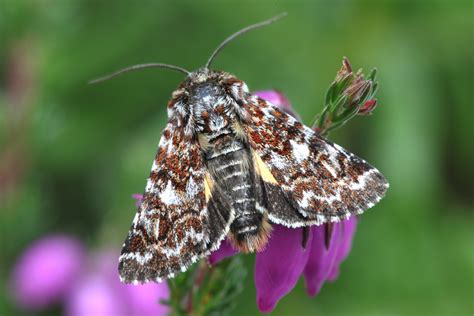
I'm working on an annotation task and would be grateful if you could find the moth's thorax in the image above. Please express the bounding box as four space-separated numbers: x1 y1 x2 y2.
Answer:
189 83 235 133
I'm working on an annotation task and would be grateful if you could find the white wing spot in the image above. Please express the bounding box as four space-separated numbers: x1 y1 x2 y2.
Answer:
160 180 180 206
145 179 153 192
185 176 199 198
300 190 315 208
321 160 338 178
151 159 159 171
290 140 310 163
119 252 153 265
270 153 287 169
348 169 376 190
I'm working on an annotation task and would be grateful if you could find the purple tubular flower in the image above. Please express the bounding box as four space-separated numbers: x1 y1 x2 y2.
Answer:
10 235 85 310
327 216 357 281
210 90 359 313
255 225 313 312
208 239 238 265
303 223 342 297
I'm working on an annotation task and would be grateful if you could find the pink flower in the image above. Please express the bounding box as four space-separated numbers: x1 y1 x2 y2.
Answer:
10 235 85 309
10 235 169 316
65 251 169 316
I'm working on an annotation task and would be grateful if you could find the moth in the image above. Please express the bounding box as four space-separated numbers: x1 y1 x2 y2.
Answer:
91 13 388 284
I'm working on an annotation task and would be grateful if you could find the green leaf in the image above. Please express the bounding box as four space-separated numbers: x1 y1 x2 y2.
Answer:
315 105 330 130
330 94 349 113
333 103 359 124
200 257 247 316
368 67 377 81
332 74 353 102
165 256 246 316
358 82 374 105
325 82 337 107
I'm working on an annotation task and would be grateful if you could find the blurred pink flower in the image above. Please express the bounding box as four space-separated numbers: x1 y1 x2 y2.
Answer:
10 235 85 309
65 274 125 316
10 235 169 315
253 90 299 118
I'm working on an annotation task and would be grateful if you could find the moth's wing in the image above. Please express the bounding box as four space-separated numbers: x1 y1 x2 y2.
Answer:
119 123 233 283
242 96 389 227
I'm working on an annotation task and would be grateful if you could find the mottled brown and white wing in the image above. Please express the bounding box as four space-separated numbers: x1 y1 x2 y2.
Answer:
241 95 388 227
118 122 233 283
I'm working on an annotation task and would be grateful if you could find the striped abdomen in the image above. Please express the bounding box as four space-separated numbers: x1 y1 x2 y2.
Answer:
204 134 271 252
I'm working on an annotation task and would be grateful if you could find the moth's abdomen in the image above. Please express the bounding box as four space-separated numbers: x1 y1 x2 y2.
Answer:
204 134 271 252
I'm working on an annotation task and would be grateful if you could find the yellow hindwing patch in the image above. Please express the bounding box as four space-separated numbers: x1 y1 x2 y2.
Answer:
204 173 214 202
252 151 278 184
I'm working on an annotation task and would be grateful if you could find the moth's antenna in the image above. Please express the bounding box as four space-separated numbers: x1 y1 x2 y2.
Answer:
205 12 287 69
88 63 191 84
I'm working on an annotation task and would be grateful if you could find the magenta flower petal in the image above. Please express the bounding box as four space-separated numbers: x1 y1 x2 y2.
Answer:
254 90 300 119
92 250 170 316
209 239 239 265
65 274 127 316
93 250 170 316
254 90 290 109
123 282 170 316
255 225 313 313
327 217 358 281
303 223 342 297
10 235 85 310
132 194 143 207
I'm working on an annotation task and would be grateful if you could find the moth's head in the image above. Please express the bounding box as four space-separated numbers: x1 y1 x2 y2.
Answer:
168 68 249 120
179 68 249 101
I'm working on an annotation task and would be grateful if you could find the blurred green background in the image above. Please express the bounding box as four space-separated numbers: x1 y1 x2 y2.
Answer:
1 0 473 315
